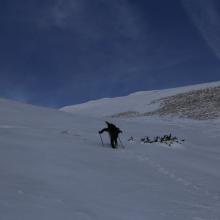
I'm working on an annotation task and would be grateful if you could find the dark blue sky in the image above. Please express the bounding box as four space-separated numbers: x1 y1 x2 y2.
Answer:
0 0 220 107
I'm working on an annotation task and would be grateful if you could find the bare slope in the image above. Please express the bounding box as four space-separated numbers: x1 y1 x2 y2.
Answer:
144 86 220 120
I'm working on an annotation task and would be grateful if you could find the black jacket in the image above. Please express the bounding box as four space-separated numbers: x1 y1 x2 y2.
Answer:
99 121 122 139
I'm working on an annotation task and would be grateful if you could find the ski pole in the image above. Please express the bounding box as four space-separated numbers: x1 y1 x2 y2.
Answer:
99 133 104 147
118 136 125 148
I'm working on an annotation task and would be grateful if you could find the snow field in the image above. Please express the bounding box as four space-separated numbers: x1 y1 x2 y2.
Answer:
0 81 220 219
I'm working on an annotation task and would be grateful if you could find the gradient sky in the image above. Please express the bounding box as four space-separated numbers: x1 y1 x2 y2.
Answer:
0 0 220 107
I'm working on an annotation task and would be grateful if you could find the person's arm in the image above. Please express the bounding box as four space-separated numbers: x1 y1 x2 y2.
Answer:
117 128 122 133
99 128 108 134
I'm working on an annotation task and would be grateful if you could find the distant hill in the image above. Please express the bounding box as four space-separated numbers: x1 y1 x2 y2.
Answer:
61 81 220 120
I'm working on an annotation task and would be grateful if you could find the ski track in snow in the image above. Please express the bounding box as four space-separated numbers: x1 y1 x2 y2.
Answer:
66 120 220 219
0 125 27 129
117 147 220 214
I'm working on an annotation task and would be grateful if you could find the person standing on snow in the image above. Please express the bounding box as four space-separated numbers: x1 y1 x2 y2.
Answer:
99 121 122 148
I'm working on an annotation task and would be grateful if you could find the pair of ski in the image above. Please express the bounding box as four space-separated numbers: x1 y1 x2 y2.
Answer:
99 134 125 149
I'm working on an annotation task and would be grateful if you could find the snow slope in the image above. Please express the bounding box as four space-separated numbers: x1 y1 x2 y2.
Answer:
61 81 220 118
0 84 220 219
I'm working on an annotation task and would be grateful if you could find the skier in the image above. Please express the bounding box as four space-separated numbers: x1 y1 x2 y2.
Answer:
99 121 122 149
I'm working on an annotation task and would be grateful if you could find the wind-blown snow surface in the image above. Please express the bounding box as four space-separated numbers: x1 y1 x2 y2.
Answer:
1 92 220 219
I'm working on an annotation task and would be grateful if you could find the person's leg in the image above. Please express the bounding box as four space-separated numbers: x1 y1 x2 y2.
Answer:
111 138 116 148
115 138 118 147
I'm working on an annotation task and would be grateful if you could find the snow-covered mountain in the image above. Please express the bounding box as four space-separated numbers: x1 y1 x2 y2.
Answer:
61 81 220 120
0 82 220 219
